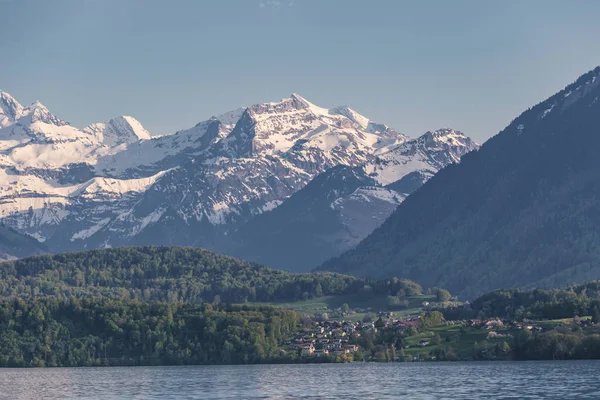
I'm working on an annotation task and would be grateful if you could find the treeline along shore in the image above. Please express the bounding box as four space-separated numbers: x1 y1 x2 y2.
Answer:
1 247 600 366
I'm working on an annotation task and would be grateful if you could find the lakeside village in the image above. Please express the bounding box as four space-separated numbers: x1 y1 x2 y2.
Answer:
279 308 598 362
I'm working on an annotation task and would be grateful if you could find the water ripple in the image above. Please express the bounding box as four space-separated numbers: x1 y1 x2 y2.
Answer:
0 361 599 399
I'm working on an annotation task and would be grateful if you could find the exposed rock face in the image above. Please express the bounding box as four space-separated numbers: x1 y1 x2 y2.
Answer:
0 90 477 265
220 129 478 272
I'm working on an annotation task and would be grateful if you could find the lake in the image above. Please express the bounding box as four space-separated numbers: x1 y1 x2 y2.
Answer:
0 361 599 399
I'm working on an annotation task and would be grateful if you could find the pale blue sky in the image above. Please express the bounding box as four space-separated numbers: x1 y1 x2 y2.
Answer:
1 0 600 142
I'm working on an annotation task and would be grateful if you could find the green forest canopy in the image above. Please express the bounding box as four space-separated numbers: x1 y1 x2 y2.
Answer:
0 297 299 367
0 246 424 303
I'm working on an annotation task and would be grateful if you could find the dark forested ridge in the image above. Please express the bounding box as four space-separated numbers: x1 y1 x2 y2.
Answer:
321 66 600 298
0 246 425 304
0 246 435 367
0 246 369 303
4 245 600 365
0 298 299 367
468 281 600 321
437 281 600 361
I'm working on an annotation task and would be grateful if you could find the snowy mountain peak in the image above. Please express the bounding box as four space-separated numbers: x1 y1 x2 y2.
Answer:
0 91 69 128
84 115 151 146
29 100 45 109
0 90 17 100
328 105 408 144
329 105 370 129
290 92 309 103
0 90 479 260
417 128 477 149
21 101 69 127
422 127 464 138
108 115 152 142
363 127 479 186
287 93 326 112
214 107 247 128
216 94 412 161
0 90 24 127
244 94 310 117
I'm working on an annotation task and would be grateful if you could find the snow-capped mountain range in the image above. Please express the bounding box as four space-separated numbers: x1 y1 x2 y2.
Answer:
221 129 479 272
0 90 478 266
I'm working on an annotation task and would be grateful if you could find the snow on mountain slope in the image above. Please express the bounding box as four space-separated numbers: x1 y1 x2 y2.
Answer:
105 94 414 247
0 103 102 170
84 115 151 146
0 96 164 173
0 90 477 258
220 128 478 272
0 167 170 242
94 117 230 177
217 94 409 161
330 185 405 248
215 107 247 128
71 169 171 199
364 128 479 187
0 91 25 128
0 90 177 247
0 223 48 260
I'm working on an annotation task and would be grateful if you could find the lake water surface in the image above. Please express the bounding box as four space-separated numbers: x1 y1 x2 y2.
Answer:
0 361 599 399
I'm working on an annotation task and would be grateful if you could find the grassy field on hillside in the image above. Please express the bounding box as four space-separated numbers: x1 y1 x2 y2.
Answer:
249 294 436 321
403 325 488 359
533 316 591 329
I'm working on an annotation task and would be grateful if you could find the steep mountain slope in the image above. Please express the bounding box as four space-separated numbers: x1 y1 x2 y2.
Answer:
223 129 478 272
364 128 477 186
222 166 391 272
0 91 24 128
83 115 151 146
321 67 600 299
0 224 47 260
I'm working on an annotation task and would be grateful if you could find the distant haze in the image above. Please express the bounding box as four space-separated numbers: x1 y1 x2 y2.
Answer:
1 0 600 142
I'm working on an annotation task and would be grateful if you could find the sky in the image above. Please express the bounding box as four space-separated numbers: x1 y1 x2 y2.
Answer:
2 0 600 143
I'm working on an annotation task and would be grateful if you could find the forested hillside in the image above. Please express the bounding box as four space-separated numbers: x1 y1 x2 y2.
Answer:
0 298 299 367
0 246 433 367
468 281 600 320
0 246 367 303
322 67 600 298
0 246 424 304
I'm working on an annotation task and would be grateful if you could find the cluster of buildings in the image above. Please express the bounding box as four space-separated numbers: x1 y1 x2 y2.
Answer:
279 307 599 362
390 316 421 331
284 320 362 357
282 316 427 357
466 318 544 332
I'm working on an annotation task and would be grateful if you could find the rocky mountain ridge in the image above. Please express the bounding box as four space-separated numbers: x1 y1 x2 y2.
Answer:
0 90 478 264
